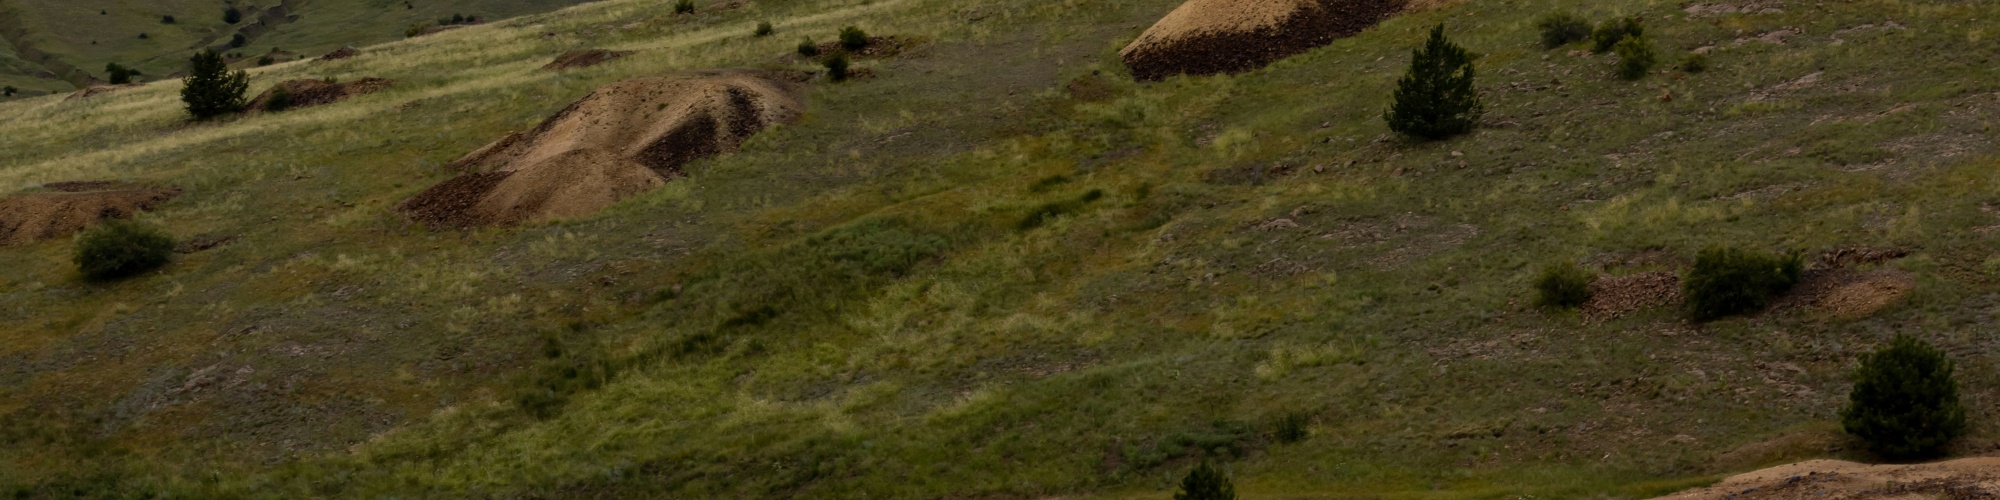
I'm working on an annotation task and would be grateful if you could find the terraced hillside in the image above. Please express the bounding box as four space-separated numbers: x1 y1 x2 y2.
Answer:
3 0 2000 497
0 0 597 98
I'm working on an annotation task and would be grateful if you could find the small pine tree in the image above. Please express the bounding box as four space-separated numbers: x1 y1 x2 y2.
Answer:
1682 246 1802 321
105 63 134 85
223 5 242 24
181 49 248 120
797 37 820 57
754 21 774 37
1613 35 1656 80
1535 12 1592 49
839 26 869 51
1842 334 1966 460
74 220 175 281
1384 24 1483 140
674 0 695 14
1175 462 1237 500
823 53 851 82
1534 260 1594 309
1592 17 1643 53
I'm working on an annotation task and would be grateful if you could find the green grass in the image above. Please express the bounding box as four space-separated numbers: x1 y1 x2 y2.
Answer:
4 0 2000 497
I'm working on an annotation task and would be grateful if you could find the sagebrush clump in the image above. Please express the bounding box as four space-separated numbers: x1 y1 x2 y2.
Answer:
823 53 850 82
73 220 175 281
1534 260 1593 309
1842 334 1966 460
1385 24 1482 140
264 85 294 111
105 63 134 85
1592 17 1643 52
1613 35 1656 80
674 0 694 14
1682 246 1802 321
840 26 869 50
1535 12 1592 49
181 49 248 120
754 21 774 37
1175 462 1236 500
796 37 819 57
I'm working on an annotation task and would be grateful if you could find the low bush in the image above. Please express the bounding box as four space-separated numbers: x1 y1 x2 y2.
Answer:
230 33 247 48
1591 17 1643 53
1175 462 1237 500
1534 260 1593 309
839 26 869 50
1535 12 1592 49
1678 53 1710 73
754 21 774 37
674 0 694 14
264 85 293 111
1613 35 1656 80
1 86 15 97
796 37 819 57
105 63 133 85
823 53 850 82
223 5 242 24
1683 246 1802 321
1842 334 1966 460
161 15 175 24
256 55 275 66
1273 412 1310 444
73 220 175 281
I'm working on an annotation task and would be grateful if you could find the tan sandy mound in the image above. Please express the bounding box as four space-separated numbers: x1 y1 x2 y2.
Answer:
1654 457 2000 499
0 183 181 246
543 50 635 70
64 84 142 102
1120 0 1409 81
396 73 805 227
246 78 395 112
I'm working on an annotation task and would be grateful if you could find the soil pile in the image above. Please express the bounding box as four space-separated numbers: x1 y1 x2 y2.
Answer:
245 78 395 111
396 72 806 227
64 84 141 102
543 50 635 70
1120 0 1409 81
0 183 181 246
317 47 359 61
1653 458 2000 499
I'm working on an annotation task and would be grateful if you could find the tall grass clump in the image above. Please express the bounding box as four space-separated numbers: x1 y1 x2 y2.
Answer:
181 49 247 120
1534 260 1593 309
1175 462 1237 500
1535 12 1591 49
1614 35 1657 80
1842 334 1966 460
74 220 175 281
1682 246 1802 321
839 26 869 50
1592 17 1643 52
1385 24 1482 140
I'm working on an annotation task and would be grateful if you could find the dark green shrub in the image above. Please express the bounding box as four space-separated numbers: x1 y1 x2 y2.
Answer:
161 15 176 24
1678 53 1709 73
256 55 275 66
823 53 850 82
1613 35 1656 80
1384 24 1483 141
138 33 150 40
181 49 248 120
1274 412 1310 444
2 86 15 97
223 6 242 24
1175 462 1237 500
105 63 133 85
1683 246 1802 321
73 220 174 281
1535 12 1592 49
1592 17 1643 52
754 21 774 37
264 85 293 111
673 0 694 14
1842 334 1966 460
839 26 869 51
405 23 428 38
1534 260 1594 309
797 37 819 57
230 33 247 48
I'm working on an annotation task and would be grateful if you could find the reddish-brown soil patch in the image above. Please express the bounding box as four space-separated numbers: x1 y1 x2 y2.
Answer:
397 72 806 227
0 184 181 245
811 36 915 58
1120 0 1409 81
1653 458 2000 499
542 50 635 70
245 78 395 112
1582 271 1682 321
1770 269 1915 320
63 84 142 102
317 47 359 61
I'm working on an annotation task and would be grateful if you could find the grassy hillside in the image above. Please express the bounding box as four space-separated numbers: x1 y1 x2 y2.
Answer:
0 0 598 96
3 0 1999 497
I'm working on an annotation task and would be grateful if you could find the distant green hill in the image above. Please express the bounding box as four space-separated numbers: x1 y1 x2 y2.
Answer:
0 0 595 97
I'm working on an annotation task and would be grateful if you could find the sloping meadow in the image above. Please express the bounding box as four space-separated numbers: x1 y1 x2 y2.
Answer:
3 0 2000 497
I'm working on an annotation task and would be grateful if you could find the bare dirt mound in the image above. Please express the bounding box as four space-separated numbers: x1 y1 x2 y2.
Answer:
1583 271 1682 321
1653 457 2000 499
1120 0 1409 81
64 84 142 102
0 183 181 246
1771 269 1915 320
543 50 635 70
317 46 359 61
396 72 806 227
245 78 395 112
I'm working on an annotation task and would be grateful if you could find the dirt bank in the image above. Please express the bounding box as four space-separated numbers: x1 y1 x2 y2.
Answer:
1121 0 1409 81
